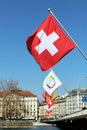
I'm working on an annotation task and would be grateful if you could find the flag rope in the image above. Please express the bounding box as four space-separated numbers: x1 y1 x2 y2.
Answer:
48 8 87 60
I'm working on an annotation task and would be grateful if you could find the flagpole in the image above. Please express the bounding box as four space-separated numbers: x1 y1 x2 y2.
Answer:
48 8 87 60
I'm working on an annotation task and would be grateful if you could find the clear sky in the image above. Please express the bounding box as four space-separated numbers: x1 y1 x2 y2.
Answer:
0 0 87 101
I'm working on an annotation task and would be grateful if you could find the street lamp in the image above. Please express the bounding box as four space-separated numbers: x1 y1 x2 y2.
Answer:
76 76 87 93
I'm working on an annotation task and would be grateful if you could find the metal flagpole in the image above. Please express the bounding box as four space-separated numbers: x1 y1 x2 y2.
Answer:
48 8 87 60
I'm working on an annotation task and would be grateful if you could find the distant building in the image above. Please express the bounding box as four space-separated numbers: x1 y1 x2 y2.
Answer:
66 88 87 114
0 90 39 120
39 88 87 120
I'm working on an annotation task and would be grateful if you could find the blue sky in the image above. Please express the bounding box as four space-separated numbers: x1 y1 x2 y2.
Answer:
0 0 87 100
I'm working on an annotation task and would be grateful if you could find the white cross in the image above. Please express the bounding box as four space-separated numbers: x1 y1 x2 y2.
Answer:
49 101 52 105
35 30 59 56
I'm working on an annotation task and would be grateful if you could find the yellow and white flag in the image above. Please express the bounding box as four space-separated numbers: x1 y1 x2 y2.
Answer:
43 70 62 95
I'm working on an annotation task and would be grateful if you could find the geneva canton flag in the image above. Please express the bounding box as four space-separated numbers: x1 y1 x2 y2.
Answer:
26 15 76 71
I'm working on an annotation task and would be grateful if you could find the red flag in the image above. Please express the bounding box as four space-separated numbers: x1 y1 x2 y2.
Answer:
42 91 51 99
46 98 56 108
42 91 57 100
26 15 76 71
45 105 53 117
46 109 52 117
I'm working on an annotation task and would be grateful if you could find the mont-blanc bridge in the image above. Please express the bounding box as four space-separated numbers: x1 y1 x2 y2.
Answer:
42 109 87 129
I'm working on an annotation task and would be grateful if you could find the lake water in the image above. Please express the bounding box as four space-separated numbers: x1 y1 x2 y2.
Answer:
0 126 86 130
0 126 62 130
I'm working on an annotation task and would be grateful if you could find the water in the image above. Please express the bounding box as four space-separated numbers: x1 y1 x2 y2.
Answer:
0 126 61 130
0 126 86 130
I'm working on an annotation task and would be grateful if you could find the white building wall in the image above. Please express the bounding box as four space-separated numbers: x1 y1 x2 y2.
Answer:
24 97 38 120
39 88 87 119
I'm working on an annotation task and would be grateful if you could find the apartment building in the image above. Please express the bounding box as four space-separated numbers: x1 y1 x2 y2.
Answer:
0 90 38 120
39 96 67 119
39 88 87 119
66 88 87 114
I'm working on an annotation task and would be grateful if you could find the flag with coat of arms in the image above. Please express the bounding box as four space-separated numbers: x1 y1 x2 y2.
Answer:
43 70 62 95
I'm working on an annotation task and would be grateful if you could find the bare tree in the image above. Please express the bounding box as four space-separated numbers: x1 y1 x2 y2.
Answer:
0 79 25 120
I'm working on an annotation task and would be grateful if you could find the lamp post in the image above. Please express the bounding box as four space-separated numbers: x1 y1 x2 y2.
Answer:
76 76 87 89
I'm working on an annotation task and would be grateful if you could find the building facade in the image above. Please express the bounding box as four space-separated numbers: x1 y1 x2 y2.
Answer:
39 88 87 120
0 90 39 120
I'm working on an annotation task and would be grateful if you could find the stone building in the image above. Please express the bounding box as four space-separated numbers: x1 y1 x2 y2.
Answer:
39 88 87 120
0 90 39 120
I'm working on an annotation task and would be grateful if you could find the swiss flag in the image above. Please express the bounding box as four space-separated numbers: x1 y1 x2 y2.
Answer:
46 110 52 117
46 98 56 108
26 15 76 71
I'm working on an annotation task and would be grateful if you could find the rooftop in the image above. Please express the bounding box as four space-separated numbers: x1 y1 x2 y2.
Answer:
0 90 37 97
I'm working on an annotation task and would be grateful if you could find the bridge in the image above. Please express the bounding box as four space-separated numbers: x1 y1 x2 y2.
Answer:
42 109 87 129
